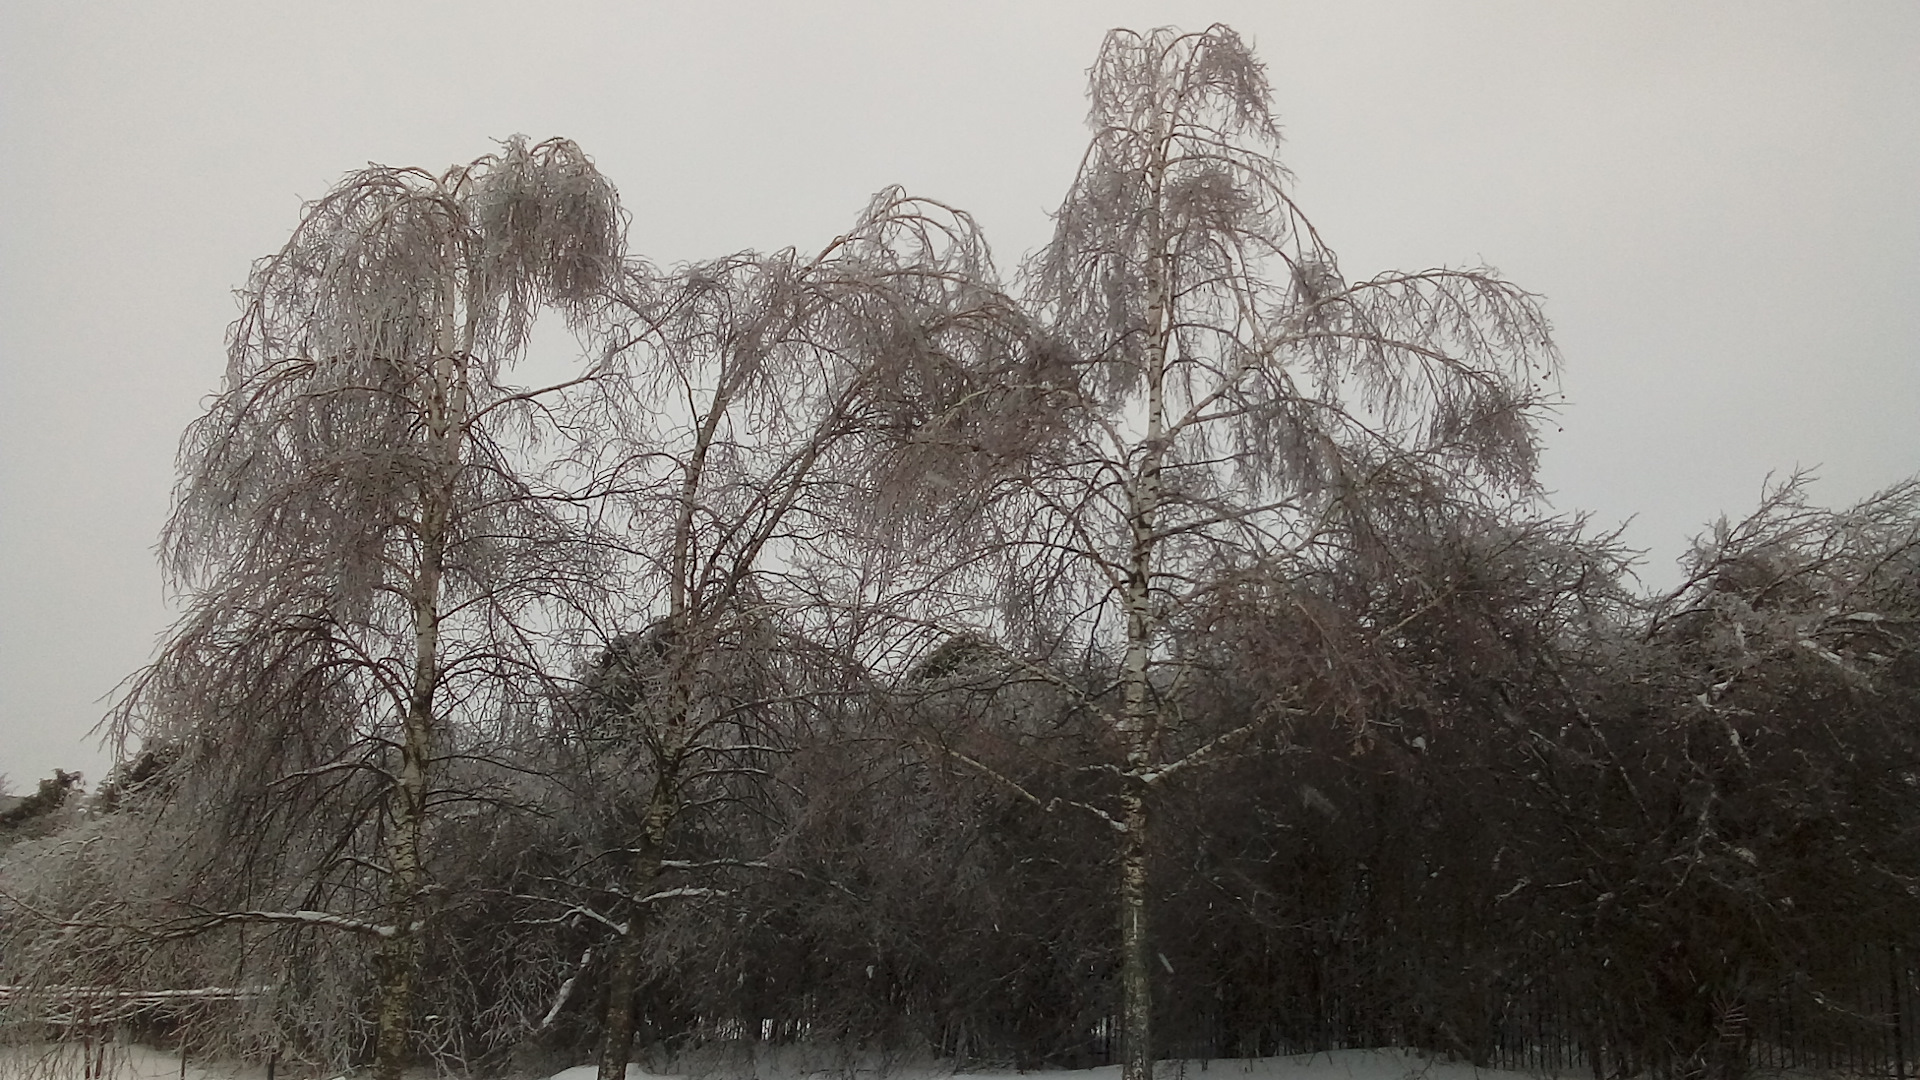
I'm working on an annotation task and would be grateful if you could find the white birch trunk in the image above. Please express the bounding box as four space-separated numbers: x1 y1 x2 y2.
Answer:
373 286 466 1080
1119 114 1172 1080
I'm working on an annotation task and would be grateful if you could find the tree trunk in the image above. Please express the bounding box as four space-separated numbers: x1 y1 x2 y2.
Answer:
1118 503 1159 1080
372 908 422 1080
598 777 672 1080
372 602 435 1080
371 321 461 1080
1119 782 1154 1080
1116 110 1169 1080
602 394 706 1080
597 929 644 1080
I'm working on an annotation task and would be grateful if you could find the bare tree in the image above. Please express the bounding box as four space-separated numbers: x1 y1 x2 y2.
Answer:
89 137 624 1079
562 188 1028 1079
943 26 1560 1080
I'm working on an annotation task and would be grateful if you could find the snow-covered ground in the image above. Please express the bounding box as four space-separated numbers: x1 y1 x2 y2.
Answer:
0 1047 1571 1080
553 1049 1570 1080
0 1042 265 1079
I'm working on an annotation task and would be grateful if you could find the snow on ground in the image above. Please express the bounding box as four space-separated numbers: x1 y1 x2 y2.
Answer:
543 1048 1557 1080
0 1042 269 1079
0 1046 1568 1080
951 1051 1555 1080
1001 1052 1531 1080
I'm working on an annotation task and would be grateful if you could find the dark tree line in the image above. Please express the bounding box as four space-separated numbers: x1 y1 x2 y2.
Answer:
4 25 1918 1080
10 474 1917 1080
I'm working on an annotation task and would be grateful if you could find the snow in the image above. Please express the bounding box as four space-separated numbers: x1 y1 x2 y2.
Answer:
947 1052 1534 1080
543 1049 1564 1080
0 1046 1570 1080
0 1042 268 1079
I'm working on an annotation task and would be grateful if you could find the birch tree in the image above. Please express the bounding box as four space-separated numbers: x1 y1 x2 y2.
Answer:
565 189 1027 1079
980 26 1559 1080
94 137 624 1078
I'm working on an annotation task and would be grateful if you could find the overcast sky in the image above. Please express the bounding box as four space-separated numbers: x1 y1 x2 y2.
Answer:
3 2 1916 788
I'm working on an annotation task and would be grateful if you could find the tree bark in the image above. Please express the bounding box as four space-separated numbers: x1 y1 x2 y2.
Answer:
599 374 716 1079
372 533 440 1080
597 773 673 1080
597 930 643 1080
372 314 462 1080
1119 782 1154 1080
1115 105 1171 1080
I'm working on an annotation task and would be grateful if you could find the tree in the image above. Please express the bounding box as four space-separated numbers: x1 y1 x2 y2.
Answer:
950 26 1559 1080
95 137 624 1078
1572 475 1920 1079
0 771 82 836
562 188 1028 1079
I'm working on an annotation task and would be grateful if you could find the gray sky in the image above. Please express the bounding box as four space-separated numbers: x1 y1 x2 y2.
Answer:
4 2 1917 788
